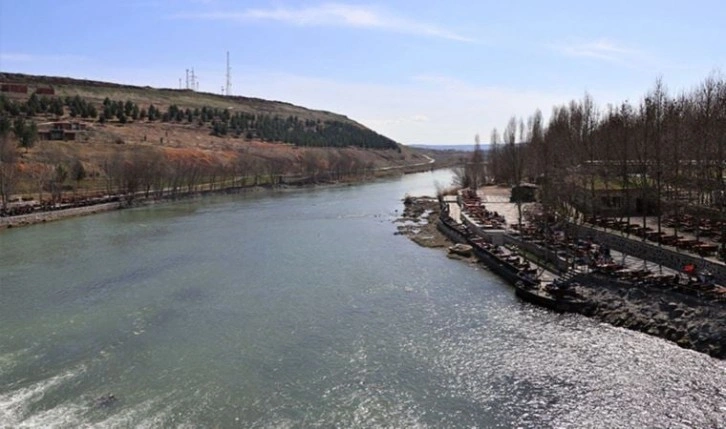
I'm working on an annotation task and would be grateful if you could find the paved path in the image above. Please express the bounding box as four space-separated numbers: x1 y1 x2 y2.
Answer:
443 196 461 223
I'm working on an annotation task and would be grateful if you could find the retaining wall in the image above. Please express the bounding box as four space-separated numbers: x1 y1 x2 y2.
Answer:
501 234 570 273
0 202 122 228
461 210 570 272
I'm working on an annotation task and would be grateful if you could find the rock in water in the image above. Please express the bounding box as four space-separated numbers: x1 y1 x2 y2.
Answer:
94 393 118 408
448 243 473 257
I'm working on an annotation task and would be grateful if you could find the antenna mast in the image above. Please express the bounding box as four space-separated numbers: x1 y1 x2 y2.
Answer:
225 51 232 96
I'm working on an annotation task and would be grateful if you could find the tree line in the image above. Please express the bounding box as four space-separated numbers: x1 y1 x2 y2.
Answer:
97 147 376 201
0 93 399 150
1 117 379 212
460 73 726 234
0 90 400 211
0 144 378 213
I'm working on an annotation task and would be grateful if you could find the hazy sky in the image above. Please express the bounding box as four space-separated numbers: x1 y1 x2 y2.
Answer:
1 0 724 145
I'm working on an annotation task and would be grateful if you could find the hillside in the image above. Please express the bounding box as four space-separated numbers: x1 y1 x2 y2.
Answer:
1 72 358 125
0 73 432 212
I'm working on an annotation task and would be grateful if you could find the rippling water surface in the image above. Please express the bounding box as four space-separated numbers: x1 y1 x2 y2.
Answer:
1 170 724 428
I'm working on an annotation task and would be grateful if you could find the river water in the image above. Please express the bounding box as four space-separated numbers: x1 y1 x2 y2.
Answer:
1 170 724 428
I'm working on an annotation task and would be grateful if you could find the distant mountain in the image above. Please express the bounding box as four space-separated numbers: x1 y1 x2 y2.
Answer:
408 144 490 152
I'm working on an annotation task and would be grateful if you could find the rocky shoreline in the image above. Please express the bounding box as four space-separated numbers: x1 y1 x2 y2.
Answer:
394 196 451 248
570 273 726 359
398 196 726 360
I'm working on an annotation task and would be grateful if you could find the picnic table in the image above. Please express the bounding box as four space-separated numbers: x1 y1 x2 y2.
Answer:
694 243 718 256
646 231 666 242
624 224 642 233
661 234 682 246
676 238 699 249
697 227 716 237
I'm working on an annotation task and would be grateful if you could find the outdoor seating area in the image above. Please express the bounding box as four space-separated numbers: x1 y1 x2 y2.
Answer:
585 215 726 260
460 189 506 229
663 214 726 240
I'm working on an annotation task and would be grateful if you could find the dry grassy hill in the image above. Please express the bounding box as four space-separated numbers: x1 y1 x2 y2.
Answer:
0 73 433 208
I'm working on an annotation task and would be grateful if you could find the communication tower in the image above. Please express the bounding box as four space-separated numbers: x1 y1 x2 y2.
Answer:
225 51 232 96
182 67 201 91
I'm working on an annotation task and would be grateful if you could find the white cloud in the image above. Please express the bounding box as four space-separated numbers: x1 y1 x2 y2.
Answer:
226 70 574 145
548 39 645 64
171 3 475 42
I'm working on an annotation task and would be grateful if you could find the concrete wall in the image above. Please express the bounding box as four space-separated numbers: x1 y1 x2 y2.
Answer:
0 202 122 229
501 234 570 273
565 223 726 283
460 213 505 245
461 211 570 273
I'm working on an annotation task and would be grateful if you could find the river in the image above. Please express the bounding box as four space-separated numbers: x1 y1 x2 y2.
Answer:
1 170 724 428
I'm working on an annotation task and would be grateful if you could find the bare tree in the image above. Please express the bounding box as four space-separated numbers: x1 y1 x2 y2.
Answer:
0 131 17 210
469 134 484 190
644 78 667 240
300 150 323 183
489 128 500 183
503 116 526 230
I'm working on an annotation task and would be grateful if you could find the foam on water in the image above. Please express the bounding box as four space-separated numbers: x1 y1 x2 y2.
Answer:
0 367 84 428
1 379 191 429
0 349 29 375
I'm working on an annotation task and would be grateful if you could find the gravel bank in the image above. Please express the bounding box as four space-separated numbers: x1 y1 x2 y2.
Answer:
394 196 453 248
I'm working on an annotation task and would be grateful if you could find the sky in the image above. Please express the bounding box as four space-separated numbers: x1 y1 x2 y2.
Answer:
0 0 725 146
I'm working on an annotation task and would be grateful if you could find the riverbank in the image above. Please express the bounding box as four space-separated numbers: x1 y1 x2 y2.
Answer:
400 194 726 359
1 164 443 231
570 273 726 358
394 195 451 248
0 202 124 229
0 186 264 230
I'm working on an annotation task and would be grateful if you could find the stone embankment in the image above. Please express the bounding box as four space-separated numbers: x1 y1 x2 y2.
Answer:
569 273 726 359
0 202 123 229
398 194 726 360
